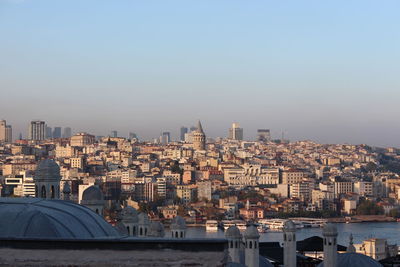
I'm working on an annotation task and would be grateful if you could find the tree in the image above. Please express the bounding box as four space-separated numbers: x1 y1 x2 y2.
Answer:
356 200 384 215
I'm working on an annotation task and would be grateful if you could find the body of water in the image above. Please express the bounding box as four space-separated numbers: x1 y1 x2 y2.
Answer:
174 222 400 246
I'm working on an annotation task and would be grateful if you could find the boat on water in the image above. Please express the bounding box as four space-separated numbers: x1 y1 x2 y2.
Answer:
258 219 287 230
256 223 269 233
205 220 219 232
222 220 247 231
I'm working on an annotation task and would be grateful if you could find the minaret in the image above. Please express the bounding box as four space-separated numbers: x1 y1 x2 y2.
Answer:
244 224 260 267
323 223 338 267
62 181 71 201
225 226 242 264
34 159 61 199
346 234 356 253
283 220 296 267
192 120 206 151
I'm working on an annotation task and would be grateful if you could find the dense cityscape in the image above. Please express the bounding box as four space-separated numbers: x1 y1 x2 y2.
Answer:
1 119 400 266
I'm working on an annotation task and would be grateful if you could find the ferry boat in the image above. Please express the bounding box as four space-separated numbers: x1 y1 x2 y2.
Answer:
258 219 287 230
290 218 326 228
222 220 247 231
205 220 219 232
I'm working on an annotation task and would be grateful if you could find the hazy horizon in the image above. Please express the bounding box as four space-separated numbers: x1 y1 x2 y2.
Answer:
1 1 399 147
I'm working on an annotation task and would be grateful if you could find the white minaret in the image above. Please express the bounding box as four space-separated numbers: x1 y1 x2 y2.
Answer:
283 220 296 267
244 225 260 267
323 223 338 267
225 226 242 264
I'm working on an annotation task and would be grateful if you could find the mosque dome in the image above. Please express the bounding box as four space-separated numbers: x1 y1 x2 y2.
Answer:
244 225 260 239
317 253 383 267
148 221 165 237
171 216 186 230
34 159 61 182
82 186 104 202
225 226 241 239
138 213 150 225
283 220 296 231
0 198 120 239
121 206 139 223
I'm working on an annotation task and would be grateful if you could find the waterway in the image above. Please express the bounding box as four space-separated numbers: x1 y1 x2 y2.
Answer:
170 222 400 246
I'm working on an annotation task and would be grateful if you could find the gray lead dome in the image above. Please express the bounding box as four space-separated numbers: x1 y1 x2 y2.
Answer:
0 198 120 239
82 185 104 201
34 159 61 182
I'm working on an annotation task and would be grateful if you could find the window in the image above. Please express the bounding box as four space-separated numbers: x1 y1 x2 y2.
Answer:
249 241 252 249
51 185 55 198
41 185 46 198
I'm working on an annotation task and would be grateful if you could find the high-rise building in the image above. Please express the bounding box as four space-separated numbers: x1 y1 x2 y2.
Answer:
63 127 72 138
160 132 171 145
5 126 12 143
111 131 118 138
28 120 46 141
0 120 6 142
53 127 62 139
180 127 188 141
193 120 206 151
129 132 137 140
257 129 271 142
229 123 243 141
0 120 12 143
45 126 53 139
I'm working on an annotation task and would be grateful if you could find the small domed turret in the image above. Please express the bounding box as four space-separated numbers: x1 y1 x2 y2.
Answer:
244 225 260 239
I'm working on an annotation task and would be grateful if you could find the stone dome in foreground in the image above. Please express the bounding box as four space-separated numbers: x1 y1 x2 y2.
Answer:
0 198 119 239
317 253 383 267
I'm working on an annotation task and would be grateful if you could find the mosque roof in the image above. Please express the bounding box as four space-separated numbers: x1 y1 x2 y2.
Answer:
317 253 383 267
34 159 61 182
0 198 119 239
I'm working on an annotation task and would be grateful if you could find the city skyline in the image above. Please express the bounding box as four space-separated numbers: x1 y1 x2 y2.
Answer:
1 1 400 147
2 117 400 148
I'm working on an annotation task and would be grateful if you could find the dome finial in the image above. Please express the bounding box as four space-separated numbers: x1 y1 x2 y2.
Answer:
347 233 356 253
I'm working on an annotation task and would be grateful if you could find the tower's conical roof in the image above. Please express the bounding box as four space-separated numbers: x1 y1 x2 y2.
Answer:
195 120 204 133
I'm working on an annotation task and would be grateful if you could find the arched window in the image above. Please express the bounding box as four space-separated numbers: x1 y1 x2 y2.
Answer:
51 185 55 198
145 228 147 236
175 232 178 238
35 185 38 197
133 227 136 236
255 242 257 249
96 209 99 214
230 241 233 248
140 228 143 236
249 241 253 249
127 226 130 235
181 232 184 238
235 241 238 248
41 185 46 198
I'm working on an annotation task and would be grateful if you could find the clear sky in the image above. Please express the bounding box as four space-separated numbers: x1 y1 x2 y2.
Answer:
0 0 399 147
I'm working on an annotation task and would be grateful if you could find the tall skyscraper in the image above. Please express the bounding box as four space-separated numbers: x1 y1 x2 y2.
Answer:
193 120 206 150
53 127 62 139
257 129 271 142
160 132 171 145
45 126 53 139
63 127 72 138
28 120 46 141
111 131 118 138
5 126 12 143
180 127 188 141
0 120 6 143
1 120 12 143
229 123 243 141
